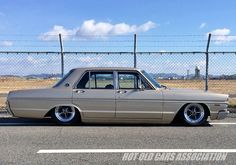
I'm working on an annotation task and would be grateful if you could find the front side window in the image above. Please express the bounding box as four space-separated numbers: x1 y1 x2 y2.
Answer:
118 72 152 89
118 73 138 89
141 70 161 88
77 71 114 89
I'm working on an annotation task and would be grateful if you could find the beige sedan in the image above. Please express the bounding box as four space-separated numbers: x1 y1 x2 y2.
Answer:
6 67 229 125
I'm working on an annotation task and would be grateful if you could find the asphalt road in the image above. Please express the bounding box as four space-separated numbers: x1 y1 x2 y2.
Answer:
0 113 236 165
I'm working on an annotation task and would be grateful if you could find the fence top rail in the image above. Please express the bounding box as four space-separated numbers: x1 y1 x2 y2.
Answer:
0 51 235 54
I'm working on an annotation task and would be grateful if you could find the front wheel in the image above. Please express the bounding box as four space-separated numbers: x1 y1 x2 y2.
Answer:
180 103 208 126
51 106 80 125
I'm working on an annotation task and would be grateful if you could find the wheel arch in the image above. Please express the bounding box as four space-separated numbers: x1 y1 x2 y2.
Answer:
44 104 82 118
173 102 210 121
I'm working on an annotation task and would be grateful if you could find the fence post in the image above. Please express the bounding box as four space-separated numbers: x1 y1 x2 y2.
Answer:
59 33 64 77
205 33 211 91
133 34 137 68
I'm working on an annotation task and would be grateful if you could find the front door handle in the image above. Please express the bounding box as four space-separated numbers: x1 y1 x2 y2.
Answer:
75 90 85 93
117 90 127 94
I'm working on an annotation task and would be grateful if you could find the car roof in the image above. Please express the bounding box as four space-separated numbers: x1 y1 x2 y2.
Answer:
73 67 141 72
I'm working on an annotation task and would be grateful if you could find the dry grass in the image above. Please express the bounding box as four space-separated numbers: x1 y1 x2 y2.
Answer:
159 80 236 95
0 97 5 109
0 77 56 94
229 98 236 107
0 78 235 108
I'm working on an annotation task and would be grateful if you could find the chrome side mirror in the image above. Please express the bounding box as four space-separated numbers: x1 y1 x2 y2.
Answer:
138 76 145 91
161 84 167 89
140 85 145 91
139 84 145 91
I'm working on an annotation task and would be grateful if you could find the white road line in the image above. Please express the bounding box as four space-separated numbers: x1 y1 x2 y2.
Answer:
209 122 236 125
37 149 236 154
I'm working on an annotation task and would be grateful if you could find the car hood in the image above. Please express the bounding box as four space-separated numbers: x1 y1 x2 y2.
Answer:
162 88 229 102
168 88 205 93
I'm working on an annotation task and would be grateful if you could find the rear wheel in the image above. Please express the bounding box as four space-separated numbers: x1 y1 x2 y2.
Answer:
180 103 208 126
51 106 80 125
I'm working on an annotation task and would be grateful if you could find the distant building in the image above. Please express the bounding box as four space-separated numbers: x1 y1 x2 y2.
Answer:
186 69 190 80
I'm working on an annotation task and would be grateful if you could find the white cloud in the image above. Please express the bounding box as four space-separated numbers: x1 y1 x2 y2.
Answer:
40 20 156 40
208 28 236 44
199 23 206 29
78 20 114 36
159 50 167 52
24 56 48 65
197 60 206 66
39 25 76 41
78 56 102 63
0 41 13 47
0 57 9 62
77 20 155 37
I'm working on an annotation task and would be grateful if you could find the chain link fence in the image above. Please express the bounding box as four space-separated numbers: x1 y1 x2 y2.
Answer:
0 34 236 108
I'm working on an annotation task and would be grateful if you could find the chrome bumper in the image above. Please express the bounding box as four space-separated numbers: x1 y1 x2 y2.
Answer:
217 109 229 120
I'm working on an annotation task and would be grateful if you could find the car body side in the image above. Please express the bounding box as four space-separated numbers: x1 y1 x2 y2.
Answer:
6 68 229 124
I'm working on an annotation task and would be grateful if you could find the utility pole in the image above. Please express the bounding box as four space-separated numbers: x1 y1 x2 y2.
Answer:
205 33 211 91
59 33 64 78
134 34 137 68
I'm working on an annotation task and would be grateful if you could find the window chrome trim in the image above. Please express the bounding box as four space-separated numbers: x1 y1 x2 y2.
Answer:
114 71 118 90
88 71 91 89
73 70 156 90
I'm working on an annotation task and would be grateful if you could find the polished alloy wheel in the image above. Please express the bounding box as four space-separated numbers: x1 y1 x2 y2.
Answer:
55 106 76 123
183 104 205 125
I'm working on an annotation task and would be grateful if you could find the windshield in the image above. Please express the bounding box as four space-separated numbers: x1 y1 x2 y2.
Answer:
141 70 161 88
53 69 75 87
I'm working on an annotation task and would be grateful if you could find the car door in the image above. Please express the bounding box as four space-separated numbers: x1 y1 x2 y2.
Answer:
115 71 163 119
72 71 116 118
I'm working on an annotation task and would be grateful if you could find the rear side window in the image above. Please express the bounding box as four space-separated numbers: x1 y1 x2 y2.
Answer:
77 72 89 89
53 69 75 88
77 71 114 89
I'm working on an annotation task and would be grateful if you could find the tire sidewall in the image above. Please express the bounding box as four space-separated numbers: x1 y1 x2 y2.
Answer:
180 104 207 126
52 106 80 125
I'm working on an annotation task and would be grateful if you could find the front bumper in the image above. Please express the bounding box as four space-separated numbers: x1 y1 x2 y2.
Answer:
217 109 229 120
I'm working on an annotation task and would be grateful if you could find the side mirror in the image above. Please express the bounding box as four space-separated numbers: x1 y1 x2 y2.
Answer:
161 85 167 89
139 84 145 91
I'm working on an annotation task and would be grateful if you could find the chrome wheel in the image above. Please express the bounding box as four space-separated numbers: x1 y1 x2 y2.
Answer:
55 106 76 123
183 104 205 125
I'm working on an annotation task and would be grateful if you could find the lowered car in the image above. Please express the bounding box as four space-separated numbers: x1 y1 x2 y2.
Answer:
6 67 229 125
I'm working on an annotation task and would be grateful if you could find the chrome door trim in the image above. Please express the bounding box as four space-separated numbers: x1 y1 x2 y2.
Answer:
114 71 118 90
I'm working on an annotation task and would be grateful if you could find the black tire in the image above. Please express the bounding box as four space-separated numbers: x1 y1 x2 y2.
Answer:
51 106 80 125
180 103 208 126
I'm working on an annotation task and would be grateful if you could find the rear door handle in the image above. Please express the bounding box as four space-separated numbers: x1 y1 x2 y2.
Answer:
75 90 85 93
117 90 127 94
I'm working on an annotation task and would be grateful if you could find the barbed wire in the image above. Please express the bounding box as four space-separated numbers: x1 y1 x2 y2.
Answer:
1 34 236 52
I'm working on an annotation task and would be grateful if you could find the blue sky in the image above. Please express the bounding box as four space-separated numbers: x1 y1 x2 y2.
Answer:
0 0 236 75
0 0 235 36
